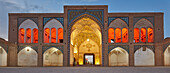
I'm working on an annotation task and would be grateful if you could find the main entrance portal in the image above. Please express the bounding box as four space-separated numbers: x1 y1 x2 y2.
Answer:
70 17 102 66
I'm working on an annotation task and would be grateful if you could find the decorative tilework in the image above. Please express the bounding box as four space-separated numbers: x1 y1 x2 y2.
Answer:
134 45 155 53
68 10 104 27
0 43 8 53
108 45 129 53
108 17 129 26
43 17 64 26
133 17 154 26
17 46 38 53
42 46 64 54
18 18 38 27
67 9 104 66
163 43 170 52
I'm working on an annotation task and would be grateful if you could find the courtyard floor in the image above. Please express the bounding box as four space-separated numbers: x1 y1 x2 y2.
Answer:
0 67 170 73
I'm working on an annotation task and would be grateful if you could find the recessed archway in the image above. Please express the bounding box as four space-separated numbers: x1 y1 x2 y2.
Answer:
70 17 102 66
164 45 170 66
134 47 155 66
43 47 63 66
0 46 7 66
109 47 129 66
18 47 38 66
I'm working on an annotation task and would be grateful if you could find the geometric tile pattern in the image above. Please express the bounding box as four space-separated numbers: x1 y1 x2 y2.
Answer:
18 17 38 27
0 43 8 53
163 43 170 52
134 45 155 53
42 45 64 54
108 45 129 53
108 17 129 26
17 46 38 53
43 17 64 26
133 17 154 26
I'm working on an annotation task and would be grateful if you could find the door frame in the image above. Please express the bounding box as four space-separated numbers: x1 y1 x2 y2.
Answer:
84 53 95 65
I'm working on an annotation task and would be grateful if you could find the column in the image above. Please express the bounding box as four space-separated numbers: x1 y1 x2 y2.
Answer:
146 28 148 42
31 29 33 43
49 29 51 43
38 16 43 67
24 28 26 43
139 28 141 42
56 28 58 43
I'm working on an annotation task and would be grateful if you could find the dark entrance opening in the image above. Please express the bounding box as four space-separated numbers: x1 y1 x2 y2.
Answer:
84 53 95 65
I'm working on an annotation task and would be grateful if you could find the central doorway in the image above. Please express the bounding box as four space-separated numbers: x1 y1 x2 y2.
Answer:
70 17 102 66
84 54 95 65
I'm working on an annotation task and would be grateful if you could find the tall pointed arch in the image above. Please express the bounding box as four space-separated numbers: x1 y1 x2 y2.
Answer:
109 47 129 66
43 47 63 66
18 47 38 66
134 47 155 66
18 19 38 43
164 45 170 66
109 18 128 43
0 46 7 66
44 19 63 43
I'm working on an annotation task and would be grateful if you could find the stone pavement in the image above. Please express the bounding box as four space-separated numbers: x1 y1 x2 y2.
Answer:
0 67 170 73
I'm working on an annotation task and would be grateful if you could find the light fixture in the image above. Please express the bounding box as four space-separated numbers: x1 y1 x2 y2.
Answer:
55 49 58 51
25 47 31 51
87 39 89 41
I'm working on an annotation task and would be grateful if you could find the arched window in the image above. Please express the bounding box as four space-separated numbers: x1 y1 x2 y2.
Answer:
141 28 146 42
33 28 38 43
115 28 121 43
18 19 38 43
51 28 56 43
147 28 153 42
26 28 31 43
44 28 50 43
134 28 139 43
19 28 25 43
108 28 114 43
122 28 128 43
58 28 63 43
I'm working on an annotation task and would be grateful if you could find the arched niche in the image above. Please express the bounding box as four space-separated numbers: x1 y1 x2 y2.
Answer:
109 47 129 66
18 47 38 66
164 45 170 66
44 19 63 43
18 19 38 43
134 18 153 29
0 46 7 66
109 18 128 29
134 47 155 66
43 47 63 66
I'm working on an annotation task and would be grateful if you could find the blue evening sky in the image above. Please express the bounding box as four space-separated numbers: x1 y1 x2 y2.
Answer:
0 0 169 40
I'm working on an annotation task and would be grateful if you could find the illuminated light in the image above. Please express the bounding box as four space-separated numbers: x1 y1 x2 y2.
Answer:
44 28 50 43
26 28 31 43
79 59 83 65
87 39 89 41
134 28 139 43
122 28 128 43
115 28 121 43
51 28 56 43
33 28 38 43
108 28 114 43
19 28 25 43
55 49 58 51
147 28 153 42
58 28 63 43
25 47 31 51
141 28 146 42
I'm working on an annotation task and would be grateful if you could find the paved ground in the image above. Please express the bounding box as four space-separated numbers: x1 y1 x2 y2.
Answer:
0 67 170 73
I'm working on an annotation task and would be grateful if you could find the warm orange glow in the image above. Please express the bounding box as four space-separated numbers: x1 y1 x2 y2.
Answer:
51 28 56 43
26 28 31 43
44 28 50 43
58 28 63 43
33 28 38 43
108 28 114 43
147 28 153 42
122 28 128 43
19 28 25 43
134 28 139 43
115 28 121 43
141 28 146 42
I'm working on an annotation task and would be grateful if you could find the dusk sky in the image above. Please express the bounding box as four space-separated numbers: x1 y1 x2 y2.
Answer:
0 0 169 40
